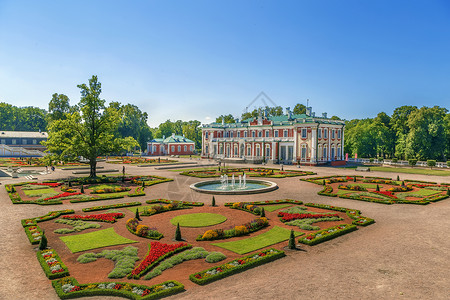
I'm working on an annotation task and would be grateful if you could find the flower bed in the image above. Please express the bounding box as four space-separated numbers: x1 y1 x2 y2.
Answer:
82 202 142 212
62 213 124 223
224 199 303 207
128 242 191 279
298 224 357 245
278 212 340 222
24 225 44 244
37 249 70 279
126 218 164 240
141 199 203 216
181 168 315 178
129 186 145 197
318 185 338 197
130 175 173 186
304 203 374 226
189 248 285 285
338 184 367 191
196 217 269 241
43 192 83 201
372 191 398 199
91 186 131 194
30 182 63 187
52 277 184 300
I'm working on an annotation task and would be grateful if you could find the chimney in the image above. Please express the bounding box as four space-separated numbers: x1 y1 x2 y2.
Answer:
322 112 327 118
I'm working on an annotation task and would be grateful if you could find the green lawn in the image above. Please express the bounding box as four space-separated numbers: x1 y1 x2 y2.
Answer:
212 226 304 254
263 204 293 212
126 205 156 213
59 227 138 253
170 213 227 227
397 189 441 199
23 188 55 196
348 183 379 189
334 189 356 196
362 166 450 176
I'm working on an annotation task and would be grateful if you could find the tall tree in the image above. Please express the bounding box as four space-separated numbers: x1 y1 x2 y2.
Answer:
117 103 152 151
44 75 137 177
390 105 418 159
216 114 236 123
182 120 201 149
293 103 306 114
405 106 448 160
48 93 73 123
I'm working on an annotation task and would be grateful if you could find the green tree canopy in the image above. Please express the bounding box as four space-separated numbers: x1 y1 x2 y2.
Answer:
44 75 138 177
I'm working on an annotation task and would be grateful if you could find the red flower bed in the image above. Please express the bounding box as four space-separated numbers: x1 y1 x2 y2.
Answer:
278 212 339 222
43 192 82 201
30 182 62 187
129 242 188 278
62 213 124 223
373 191 398 199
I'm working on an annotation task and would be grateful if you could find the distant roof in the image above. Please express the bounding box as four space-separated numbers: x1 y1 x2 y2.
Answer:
206 113 345 128
0 131 48 138
149 135 194 144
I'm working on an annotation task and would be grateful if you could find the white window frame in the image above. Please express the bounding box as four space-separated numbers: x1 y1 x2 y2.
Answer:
301 128 307 139
274 130 279 137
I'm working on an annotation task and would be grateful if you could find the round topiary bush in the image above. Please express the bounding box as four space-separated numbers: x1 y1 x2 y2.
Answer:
205 252 227 263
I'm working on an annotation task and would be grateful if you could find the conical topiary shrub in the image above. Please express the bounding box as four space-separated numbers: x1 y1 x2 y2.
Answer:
212 196 216 207
80 185 84 193
288 229 296 250
260 207 265 218
175 223 182 241
68 181 72 187
322 180 325 185
142 180 145 188
39 233 48 251
397 175 400 181
376 184 380 191
402 181 405 186
353 176 356 182
135 208 141 221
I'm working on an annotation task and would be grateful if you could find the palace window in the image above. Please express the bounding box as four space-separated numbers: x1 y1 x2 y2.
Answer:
265 130 269 137
230 132 233 138
171 146 175 152
252 131 255 137
244 131 248 137
337 129 341 139
33 139 37 144
258 131 262 137
274 130 279 137
184 145 187 151
178 146 181 152
323 145 327 159
324 129 328 139
301 128 307 139
205 132 208 139
332 129 335 139
301 144 307 159
283 130 288 137
190 145 193 151
237 131 240 137
12 139 16 145
318 129 322 139
247 146 251 156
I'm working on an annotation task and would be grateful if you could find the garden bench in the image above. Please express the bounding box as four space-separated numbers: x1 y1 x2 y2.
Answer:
355 166 370 172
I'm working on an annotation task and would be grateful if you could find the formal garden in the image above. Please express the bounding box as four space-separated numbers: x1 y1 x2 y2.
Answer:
106 156 178 166
0 157 88 168
180 167 316 178
302 175 450 205
21 195 373 299
5 175 173 205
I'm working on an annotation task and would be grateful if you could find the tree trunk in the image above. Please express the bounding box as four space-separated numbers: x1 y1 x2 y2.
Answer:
90 158 97 178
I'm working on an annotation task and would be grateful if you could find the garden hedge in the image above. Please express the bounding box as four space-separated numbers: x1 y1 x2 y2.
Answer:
298 224 358 246
36 249 70 279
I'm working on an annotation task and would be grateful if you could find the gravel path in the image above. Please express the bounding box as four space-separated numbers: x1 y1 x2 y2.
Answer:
0 159 449 300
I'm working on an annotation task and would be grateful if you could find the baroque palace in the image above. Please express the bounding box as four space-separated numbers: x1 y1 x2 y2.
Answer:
201 107 345 165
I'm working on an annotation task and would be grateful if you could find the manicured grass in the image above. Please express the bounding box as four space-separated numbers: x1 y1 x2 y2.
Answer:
364 166 450 176
334 189 355 196
212 226 303 254
348 183 378 189
23 188 56 196
397 189 441 198
90 184 123 190
263 204 293 212
126 205 156 213
170 213 227 227
59 227 138 253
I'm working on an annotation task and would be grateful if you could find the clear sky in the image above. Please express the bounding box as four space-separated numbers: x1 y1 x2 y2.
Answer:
0 0 449 127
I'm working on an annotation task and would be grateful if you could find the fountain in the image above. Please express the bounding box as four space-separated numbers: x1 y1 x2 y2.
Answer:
190 172 277 195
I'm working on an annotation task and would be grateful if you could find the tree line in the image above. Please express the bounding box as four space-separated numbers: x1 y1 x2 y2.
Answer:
345 105 449 161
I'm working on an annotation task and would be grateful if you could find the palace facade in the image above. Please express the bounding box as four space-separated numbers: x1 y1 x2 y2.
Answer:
201 108 345 165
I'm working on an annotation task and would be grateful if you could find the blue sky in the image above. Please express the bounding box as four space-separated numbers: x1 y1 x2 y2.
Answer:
0 0 449 127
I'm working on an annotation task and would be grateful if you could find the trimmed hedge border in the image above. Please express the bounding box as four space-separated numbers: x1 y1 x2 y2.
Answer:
52 277 184 300
37 249 70 279
298 224 357 246
126 218 164 240
181 168 315 178
24 225 44 244
189 248 285 285
82 202 142 212
22 209 74 227
304 203 375 226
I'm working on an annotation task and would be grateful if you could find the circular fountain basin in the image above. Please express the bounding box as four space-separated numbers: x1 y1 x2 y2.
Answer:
190 179 278 195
